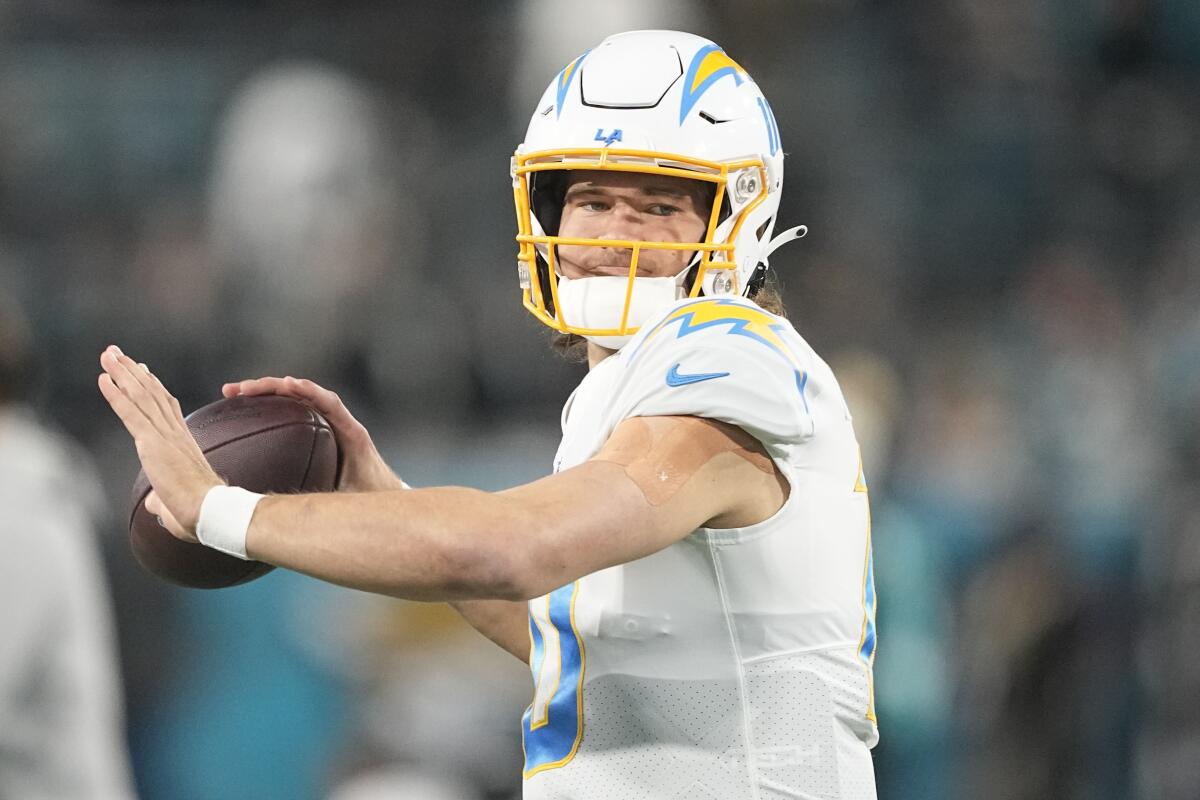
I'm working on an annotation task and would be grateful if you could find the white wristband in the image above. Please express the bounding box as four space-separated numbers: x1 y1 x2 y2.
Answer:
196 485 265 560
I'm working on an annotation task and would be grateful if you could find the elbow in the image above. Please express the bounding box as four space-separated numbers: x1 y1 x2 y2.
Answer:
469 543 550 602
465 549 532 602
453 515 561 602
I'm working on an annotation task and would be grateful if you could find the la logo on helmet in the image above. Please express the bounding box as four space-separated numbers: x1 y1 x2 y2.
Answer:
593 128 623 146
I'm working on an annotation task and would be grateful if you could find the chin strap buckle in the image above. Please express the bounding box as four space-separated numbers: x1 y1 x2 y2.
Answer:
747 225 808 296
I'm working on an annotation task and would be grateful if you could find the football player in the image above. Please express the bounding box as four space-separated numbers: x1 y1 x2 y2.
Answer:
99 30 879 799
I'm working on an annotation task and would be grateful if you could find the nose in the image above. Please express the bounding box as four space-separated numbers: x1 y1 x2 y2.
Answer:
596 200 645 243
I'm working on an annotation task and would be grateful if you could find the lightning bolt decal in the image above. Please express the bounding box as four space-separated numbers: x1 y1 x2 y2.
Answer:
629 299 809 408
636 299 795 366
555 50 590 119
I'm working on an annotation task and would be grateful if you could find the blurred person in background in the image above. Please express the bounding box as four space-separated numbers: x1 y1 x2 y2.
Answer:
0 294 137 799
99 30 880 800
206 60 467 406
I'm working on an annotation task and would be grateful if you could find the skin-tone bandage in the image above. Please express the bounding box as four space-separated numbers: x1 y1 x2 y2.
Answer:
593 416 778 508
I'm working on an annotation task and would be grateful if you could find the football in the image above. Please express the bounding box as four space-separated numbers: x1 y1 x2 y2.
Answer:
128 394 339 588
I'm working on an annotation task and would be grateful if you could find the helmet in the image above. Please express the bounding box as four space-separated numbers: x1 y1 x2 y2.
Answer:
512 30 804 348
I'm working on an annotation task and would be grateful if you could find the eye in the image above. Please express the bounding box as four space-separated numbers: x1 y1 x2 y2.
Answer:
646 203 681 216
578 199 610 212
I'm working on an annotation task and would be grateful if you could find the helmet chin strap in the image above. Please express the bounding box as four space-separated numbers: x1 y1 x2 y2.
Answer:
743 225 807 296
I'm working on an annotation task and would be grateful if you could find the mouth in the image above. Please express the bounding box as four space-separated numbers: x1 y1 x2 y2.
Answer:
584 265 637 277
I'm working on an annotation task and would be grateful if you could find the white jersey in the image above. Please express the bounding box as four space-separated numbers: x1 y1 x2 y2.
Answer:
521 296 878 800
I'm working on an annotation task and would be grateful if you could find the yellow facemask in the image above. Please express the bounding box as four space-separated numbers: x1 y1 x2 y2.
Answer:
512 146 771 341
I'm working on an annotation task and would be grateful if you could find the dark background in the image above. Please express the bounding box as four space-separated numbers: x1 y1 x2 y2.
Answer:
2 1 1198 797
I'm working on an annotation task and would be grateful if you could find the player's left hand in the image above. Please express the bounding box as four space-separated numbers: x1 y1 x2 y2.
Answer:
98 345 222 543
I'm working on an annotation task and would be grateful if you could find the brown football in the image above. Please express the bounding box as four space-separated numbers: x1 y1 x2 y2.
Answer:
129 394 339 588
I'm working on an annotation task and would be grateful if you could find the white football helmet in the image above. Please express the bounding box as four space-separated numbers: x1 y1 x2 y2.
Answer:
512 29 804 348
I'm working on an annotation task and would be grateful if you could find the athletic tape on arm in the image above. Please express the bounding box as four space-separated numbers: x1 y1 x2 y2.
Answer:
195 485 265 559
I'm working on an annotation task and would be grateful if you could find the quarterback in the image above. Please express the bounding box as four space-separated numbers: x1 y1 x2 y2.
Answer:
99 31 879 799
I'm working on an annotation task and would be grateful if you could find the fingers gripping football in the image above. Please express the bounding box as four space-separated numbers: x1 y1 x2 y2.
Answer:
221 375 404 492
222 376 366 445
99 345 222 540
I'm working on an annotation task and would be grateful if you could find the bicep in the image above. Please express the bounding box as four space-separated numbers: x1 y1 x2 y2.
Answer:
502 416 786 597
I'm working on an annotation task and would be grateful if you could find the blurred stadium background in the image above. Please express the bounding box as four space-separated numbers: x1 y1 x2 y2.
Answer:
1 0 1198 798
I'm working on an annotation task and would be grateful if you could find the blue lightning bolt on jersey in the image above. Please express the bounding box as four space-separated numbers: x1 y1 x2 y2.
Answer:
523 295 879 800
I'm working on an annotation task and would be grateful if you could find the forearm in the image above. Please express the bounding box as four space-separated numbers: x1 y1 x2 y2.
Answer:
245 487 534 601
450 599 532 663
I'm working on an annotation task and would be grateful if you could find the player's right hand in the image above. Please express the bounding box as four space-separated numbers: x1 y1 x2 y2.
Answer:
221 376 407 493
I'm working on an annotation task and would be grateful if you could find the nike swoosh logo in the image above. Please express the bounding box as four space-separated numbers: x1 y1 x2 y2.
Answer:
665 363 731 387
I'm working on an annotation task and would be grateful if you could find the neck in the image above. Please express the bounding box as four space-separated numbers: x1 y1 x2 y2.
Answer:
587 341 617 369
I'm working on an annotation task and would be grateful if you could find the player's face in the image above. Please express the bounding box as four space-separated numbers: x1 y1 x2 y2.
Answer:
556 171 710 280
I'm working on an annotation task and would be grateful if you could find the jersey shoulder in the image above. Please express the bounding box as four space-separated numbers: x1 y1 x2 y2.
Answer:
612 296 815 447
